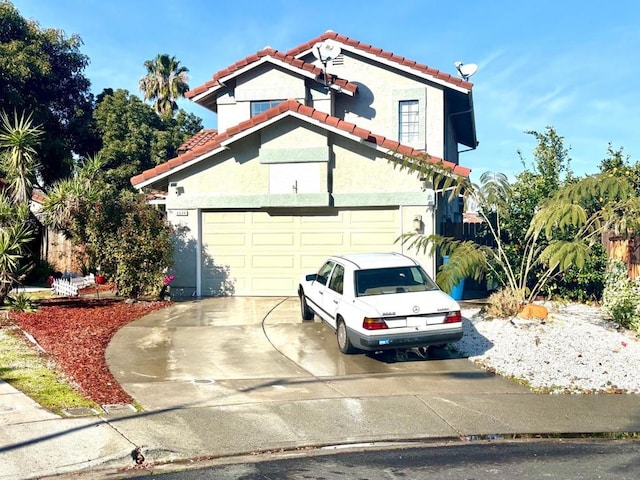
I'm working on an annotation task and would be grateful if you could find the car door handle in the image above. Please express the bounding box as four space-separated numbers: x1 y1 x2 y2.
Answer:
319 291 323 295
333 299 338 304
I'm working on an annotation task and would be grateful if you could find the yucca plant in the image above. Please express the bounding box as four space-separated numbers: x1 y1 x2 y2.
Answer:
6 291 37 313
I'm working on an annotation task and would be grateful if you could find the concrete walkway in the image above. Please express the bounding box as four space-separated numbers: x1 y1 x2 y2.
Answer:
1 297 640 479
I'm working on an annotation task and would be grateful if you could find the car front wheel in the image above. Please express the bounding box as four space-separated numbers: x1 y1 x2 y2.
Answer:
299 290 314 321
337 319 357 354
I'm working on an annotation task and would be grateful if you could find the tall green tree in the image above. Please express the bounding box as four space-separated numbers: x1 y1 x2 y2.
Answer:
139 54 190 117
92 89 202 190
0 1 97 185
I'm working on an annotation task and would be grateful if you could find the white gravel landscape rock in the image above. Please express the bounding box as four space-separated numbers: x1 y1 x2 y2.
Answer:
453 303 640 394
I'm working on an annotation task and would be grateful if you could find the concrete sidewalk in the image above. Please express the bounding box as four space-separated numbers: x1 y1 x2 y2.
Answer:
1 298 640 479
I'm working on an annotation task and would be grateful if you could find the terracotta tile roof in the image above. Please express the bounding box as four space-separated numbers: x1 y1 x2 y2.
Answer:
286 31 473 91
131 100 471 188
178 129 218 153
186 48 358 100
464 211 484 223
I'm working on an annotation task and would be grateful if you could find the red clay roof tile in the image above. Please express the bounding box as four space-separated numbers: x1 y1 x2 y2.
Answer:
286 31 473 90
178 129 218 153
186 46 358 100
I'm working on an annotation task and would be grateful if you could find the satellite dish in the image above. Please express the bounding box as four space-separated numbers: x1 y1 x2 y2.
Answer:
454 61 478 81
312 40 342 87
312 40 341 64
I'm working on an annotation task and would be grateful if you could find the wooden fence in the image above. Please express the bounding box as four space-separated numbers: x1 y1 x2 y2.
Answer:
602 232 640 279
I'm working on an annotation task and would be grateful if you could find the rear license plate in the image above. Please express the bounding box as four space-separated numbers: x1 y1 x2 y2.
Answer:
408 316 443 325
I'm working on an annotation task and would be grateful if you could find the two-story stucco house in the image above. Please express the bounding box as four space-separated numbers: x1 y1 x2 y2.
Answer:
130 31 477 297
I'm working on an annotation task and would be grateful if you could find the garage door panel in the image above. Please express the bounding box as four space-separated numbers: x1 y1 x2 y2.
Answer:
212 255 246 268
300 214 342 225
253 233 295 246
253 215 295 224
351 231 397 246
205 233 247 246
253 255 295 268
252 277 296 292
201 208 399 296
300 232 346 246
301 255 332 271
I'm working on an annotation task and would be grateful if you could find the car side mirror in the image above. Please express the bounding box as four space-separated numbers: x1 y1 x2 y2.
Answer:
306 273 318 282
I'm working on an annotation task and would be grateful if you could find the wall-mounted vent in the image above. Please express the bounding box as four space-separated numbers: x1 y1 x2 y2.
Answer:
331 54 344 66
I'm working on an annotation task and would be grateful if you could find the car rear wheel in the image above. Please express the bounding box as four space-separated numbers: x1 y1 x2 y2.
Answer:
337 319 357 354
299 290 314 321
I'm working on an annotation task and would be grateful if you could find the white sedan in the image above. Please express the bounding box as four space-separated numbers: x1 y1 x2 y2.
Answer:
298 252 463 354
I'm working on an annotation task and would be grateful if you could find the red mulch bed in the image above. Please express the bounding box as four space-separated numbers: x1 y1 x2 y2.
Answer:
10 295 170 405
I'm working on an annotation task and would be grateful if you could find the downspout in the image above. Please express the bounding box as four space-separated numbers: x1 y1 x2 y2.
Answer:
196 208 202 297
399 204 404 255
429 191 438 279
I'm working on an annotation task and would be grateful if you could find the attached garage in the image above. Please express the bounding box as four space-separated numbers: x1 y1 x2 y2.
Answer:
132 100 469 298
201 207 400 296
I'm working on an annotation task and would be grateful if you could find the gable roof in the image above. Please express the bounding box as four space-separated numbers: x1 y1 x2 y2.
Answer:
130 99 471 189
286 31 474 93
186 48 358 110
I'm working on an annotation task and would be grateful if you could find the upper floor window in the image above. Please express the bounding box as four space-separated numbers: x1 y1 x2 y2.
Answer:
399 100 419 144
251 100 284 117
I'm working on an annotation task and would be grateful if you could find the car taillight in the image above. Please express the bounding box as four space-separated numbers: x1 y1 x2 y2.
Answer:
363 317 388 330
445 311 462 323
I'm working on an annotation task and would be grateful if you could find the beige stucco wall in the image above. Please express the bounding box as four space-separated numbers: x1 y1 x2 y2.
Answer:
331 138 423 194
172 134 266 195
312 52 446 158
261 117 326 149
216 65 308 131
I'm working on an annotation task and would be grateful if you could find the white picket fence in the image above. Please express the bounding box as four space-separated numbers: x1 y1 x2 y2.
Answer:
51 273 96 297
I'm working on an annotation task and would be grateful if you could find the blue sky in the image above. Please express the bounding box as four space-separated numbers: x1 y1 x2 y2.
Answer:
12 0 640 181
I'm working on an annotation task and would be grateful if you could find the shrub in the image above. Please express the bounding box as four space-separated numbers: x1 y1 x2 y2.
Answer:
601 259 640 330
544 243 607 303
6 292 37 312
486 287 521 318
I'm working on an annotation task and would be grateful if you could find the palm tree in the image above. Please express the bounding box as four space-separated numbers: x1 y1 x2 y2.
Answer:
0 111 42 204
139 54 190 117
42 153 106 234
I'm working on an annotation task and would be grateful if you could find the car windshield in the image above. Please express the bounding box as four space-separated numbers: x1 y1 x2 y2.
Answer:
355 266 439 296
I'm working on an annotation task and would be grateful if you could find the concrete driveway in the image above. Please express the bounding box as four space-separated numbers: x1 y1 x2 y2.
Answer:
107 297 524 411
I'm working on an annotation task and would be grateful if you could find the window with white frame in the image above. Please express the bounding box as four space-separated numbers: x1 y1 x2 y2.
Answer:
399 100 419 143
250 100 284 117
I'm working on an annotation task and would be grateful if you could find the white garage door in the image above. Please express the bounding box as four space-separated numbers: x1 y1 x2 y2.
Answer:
201 208 400 296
